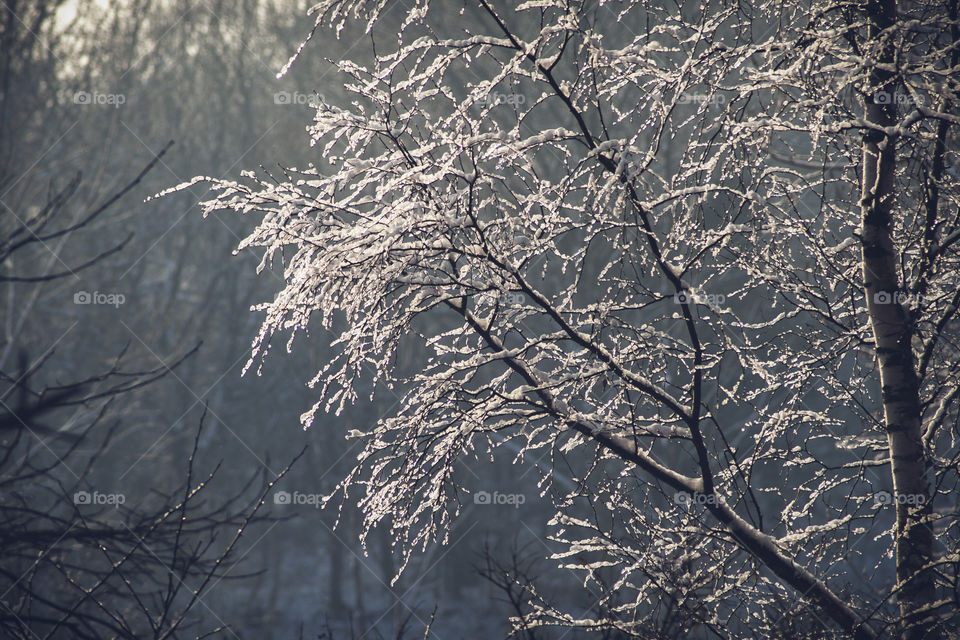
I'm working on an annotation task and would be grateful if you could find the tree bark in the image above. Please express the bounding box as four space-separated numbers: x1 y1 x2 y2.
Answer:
860 2 939 637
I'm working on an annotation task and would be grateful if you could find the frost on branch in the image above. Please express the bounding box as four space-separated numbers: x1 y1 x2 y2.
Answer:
176 0 960 635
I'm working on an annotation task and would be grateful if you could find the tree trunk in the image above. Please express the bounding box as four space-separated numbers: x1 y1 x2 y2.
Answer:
860 2 938 637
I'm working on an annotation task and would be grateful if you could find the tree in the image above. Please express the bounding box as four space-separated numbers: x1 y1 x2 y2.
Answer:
6 1 390 633
179 1 960 637
0 140 301 638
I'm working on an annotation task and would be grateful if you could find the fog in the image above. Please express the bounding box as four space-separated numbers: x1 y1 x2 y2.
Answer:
2 1 958 639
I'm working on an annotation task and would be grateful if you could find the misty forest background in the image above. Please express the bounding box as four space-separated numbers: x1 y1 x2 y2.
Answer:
3 0 960 639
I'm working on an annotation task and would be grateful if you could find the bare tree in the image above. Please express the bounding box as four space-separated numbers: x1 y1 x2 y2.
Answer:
0 399 292 639
0 142 301 638
180 1 960 638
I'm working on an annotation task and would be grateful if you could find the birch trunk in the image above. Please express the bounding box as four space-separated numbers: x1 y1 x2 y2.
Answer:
861 2 938 637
